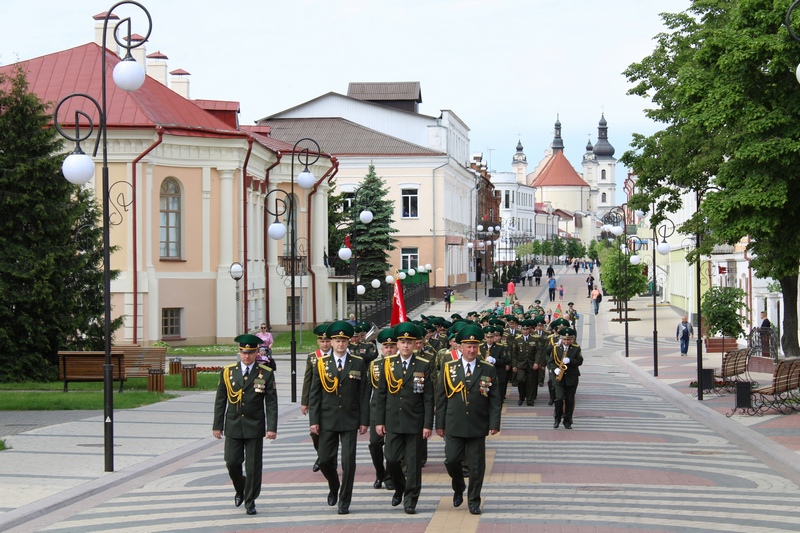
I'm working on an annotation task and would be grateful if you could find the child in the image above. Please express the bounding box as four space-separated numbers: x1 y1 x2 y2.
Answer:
558 285 564 301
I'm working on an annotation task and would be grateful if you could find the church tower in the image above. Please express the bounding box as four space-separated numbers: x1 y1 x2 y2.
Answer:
582 113 616 213
511 139 527 184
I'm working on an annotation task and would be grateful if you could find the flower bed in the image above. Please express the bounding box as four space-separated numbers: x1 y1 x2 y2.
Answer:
196 366 224 373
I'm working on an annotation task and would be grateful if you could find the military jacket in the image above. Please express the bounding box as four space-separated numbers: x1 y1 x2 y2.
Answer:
435 359 501 438
213 362 278 438
546 343 584 386
375 354 434 433
300 349 329 406
309 353 370 431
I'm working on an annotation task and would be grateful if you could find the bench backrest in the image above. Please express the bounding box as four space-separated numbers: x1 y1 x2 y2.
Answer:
720 349 748 378
787 359 800 392
58 351 125 380
115 345 167 378
771 360 795 394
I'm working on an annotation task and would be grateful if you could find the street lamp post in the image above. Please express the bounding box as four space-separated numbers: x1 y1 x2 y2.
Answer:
54 1 152 473
649 217 675 376
465 231 478 301
338 190 373 322
229 262 244 335
266 138 318 403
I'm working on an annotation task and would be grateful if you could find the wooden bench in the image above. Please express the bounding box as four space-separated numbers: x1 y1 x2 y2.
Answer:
115 345 167 379
713 349 754 393
730 359 800 416
58 351 125 393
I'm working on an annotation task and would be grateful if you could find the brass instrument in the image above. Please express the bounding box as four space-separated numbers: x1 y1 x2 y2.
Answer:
553 345 568 382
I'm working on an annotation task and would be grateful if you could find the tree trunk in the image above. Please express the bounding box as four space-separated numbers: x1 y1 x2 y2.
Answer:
780 276 799 358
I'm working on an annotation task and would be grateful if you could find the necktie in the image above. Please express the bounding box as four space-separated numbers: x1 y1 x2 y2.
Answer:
402 360 408 371
466 363 472 378
337 358 343 372
244 366 250 379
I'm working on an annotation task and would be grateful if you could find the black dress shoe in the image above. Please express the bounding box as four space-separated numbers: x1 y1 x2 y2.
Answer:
234 493 244 507
405 507 416 514
547 400 554 406
391 491 403 506
517 399 524 406
527 402 534 406
453 491 464 507
312 459 320 472
327 490 338 507
246 504 257 515
373 479 382 489
469 505 482 515
564 422 573 429
385 479 394 490
338 507 349 515
553 419 560 429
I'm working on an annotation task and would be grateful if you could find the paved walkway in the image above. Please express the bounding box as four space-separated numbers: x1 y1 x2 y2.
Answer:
3 264 800 532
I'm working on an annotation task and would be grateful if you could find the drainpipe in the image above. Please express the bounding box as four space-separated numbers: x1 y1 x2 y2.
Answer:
263 153 282 329
308 156 339 324
431 157 449 291
131 127 163 345
241 137 254 332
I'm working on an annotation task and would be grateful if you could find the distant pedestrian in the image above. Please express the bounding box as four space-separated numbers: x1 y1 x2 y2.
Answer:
547 276 557 302
589 261 594 273
675 316 694 356
546 265 555 278
534 266 542 286
558 285 564 301
507 280 516 299
590 285 601 315
585 275 595 298
444 286 454 313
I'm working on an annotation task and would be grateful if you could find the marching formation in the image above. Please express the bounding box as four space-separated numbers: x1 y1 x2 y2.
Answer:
213 304 584 516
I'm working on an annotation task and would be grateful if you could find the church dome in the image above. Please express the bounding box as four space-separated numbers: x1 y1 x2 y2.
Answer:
593 113 615 158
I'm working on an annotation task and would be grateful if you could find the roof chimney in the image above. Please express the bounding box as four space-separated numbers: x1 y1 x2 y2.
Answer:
93 12 120 54
170 69 191 99
146 51 168 86
126 33 147 67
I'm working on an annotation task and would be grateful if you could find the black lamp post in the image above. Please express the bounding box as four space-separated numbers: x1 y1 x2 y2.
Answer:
639 216 675 377
266 138 319 403
601 207 626 335
337 188 373 321
54 1 152 473
465 231 478 301
229 262 244 335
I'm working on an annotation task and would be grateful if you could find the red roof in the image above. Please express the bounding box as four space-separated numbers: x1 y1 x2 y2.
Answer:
529 150 590 188
1 43 239 136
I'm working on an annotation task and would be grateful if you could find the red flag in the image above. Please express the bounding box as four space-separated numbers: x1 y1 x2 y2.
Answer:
554 303 563 318
390 277 408 326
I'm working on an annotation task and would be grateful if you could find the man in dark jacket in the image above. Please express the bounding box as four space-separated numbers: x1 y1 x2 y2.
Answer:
547 327 583 429
213 334 278 516
309 321 370 515
436 324 502 515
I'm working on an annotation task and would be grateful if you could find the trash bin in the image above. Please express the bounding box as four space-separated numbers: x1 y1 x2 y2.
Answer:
701 368 715 391
148 368 165 393
169 357 182 375
182 363 197 388
735 381 753 409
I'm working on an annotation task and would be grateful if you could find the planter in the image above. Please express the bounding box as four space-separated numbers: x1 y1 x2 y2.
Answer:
704 336 738 353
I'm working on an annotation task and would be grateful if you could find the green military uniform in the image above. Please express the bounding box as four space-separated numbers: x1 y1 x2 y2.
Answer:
547 328 583 429
213 334 278 515
436 325 502 515
375 322 434 513
309 321 371 514
300 323 330 472
511 319 544 406
369 328 396 490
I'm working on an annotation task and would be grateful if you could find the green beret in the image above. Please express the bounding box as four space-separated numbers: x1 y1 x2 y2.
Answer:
235 334 262 352
326 321 354 339
456 324 484 344
314 323 330 339
394 322 420 340
376 328 397 345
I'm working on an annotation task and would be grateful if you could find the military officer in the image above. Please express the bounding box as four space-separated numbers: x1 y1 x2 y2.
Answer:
511 319 544 406
308 321 370 515
376 322 434 514
368 328 397 491
436 324 502 515
301 323 331 472
548 327 584 429
483 326 510 402
212 334 278 516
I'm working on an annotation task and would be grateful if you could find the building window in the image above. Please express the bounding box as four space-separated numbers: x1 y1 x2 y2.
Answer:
504 190 510 209
159 178 181 258
162 308 182 338
401 189 418 218
287 296 300 323
601 192 607 203
601 169 607 180
401 248 419 270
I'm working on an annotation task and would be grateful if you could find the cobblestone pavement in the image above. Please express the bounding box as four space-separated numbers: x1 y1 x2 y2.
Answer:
3 264 800 532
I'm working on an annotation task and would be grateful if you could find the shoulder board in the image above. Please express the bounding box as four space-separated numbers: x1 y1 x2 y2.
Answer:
443 359 459 367
386 354 399 361
349 354 363 360
224 362 238 369
256 364 273 372
416 356 430 363
572 343 581 348
514 334 522 338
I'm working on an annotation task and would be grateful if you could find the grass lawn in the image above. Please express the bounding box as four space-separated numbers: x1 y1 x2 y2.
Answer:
0 373 219 411
163 330 317 355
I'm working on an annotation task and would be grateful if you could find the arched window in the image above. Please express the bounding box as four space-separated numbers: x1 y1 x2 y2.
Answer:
601 169 607 180
160 178 181 258
601 192 607 203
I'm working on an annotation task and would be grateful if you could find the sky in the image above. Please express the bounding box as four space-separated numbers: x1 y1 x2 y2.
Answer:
1 0 691 197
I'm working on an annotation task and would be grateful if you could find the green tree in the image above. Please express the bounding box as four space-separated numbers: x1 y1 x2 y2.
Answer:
621 1 800 356
531 240 542 262
552 236 566 260
345 165 398 302
0 67 118 382
700 286 749 340
587 239 600 261
598 243 648 302
326 176 348 270
540 240 553 262
566 239 586 260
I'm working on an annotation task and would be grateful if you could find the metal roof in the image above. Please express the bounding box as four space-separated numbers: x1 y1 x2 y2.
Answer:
347 81 422 103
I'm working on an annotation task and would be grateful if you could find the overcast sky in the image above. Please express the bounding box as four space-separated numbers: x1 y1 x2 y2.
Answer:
2 0 690 196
